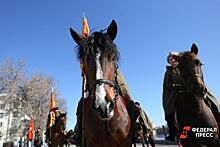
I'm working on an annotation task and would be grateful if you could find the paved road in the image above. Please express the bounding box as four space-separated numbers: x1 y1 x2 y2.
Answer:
69 144 178 147
155 145 178 147
156 145 178 147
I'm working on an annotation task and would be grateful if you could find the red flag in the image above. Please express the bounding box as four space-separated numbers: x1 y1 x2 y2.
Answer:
48 111 56 128
28 117 35 141
48 88 57 127
50 88 55 111
82 16 90 37
80 16 89 76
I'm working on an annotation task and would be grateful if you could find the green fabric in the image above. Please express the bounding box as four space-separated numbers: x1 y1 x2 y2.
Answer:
116 69 153 130
116 69 132 101
137 107 153 131
206 88 220 113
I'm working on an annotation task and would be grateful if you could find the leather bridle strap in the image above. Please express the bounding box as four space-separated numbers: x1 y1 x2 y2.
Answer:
96 79 116 88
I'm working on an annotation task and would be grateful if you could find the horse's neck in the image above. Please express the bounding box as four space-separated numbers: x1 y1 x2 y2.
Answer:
51 132 65 147
179 93 206 113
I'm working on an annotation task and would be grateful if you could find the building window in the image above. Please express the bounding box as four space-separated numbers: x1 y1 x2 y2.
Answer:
0 104 4 109
0 122 3 127
0 113 4 118
11 119 16 127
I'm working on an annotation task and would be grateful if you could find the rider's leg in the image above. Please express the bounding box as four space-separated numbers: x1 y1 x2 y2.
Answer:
72 98 83 144
165 113 176 141
205 89 220 124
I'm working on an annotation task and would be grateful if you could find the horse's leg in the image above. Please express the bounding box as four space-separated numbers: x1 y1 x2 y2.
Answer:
208 139 220 147
141 139 145 147
146 134 155 147
133 143 136 147
143 135 148 147
182 142 203 147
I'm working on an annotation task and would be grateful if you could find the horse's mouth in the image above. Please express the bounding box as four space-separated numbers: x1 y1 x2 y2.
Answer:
96 100 114 119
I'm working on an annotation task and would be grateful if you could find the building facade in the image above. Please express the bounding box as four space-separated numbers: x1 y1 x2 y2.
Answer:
0 93 20 147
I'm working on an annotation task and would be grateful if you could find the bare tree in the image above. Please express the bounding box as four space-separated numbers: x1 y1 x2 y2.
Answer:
23 74 67 130
24 74 54 129
0 59 25 104
0 59 25 141
0 59 67 139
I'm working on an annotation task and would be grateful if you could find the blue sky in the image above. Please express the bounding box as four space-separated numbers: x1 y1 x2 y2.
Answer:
1 0 220 130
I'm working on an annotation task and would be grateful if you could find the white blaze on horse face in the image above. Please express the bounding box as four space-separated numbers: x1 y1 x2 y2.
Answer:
95 50 107 111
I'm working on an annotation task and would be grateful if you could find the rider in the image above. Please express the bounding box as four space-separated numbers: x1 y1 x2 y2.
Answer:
45 106 60 144
162 52 181 141
134 102 154 144
135 102 153 133
162 51 220 141
34 128 43 147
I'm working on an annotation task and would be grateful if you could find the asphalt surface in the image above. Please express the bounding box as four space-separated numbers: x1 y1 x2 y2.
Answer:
69 144 178 147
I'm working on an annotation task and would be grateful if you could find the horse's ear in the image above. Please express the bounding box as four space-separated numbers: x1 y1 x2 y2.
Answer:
107 20 117 41
70 28 83 45
191 43 198 55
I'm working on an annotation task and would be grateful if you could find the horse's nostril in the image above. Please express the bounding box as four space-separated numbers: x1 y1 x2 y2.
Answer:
106 101 114 118
109 100 114 109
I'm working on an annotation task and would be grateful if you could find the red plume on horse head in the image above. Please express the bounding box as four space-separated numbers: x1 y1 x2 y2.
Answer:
82 15 90 37
70 19 118 46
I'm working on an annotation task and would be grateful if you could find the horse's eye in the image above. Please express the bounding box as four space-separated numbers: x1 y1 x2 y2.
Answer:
110 56 116 62
194 59 201 66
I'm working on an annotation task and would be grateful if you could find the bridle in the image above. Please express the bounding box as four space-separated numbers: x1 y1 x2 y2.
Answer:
94 63 122 102
95 63 122 93
179 59 206 96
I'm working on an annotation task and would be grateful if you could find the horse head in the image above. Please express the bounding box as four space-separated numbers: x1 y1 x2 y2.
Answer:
56 111 67 133
174 44 220 146
70 20 120 119
174 43 206 97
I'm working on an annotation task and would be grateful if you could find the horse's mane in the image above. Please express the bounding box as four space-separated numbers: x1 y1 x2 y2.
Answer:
76 31 120 63
180 51 197 60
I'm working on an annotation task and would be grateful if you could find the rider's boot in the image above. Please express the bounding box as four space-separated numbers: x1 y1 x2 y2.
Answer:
166 117 176 142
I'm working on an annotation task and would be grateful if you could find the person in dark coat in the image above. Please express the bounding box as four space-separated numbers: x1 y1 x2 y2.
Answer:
34 128 43 147
162 52 181 141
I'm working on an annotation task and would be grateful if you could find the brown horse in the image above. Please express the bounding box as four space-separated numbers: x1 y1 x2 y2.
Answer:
133 123 155 147
174 43 220 147
70 20 132 147
46 110 67 147
133 109 155 147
